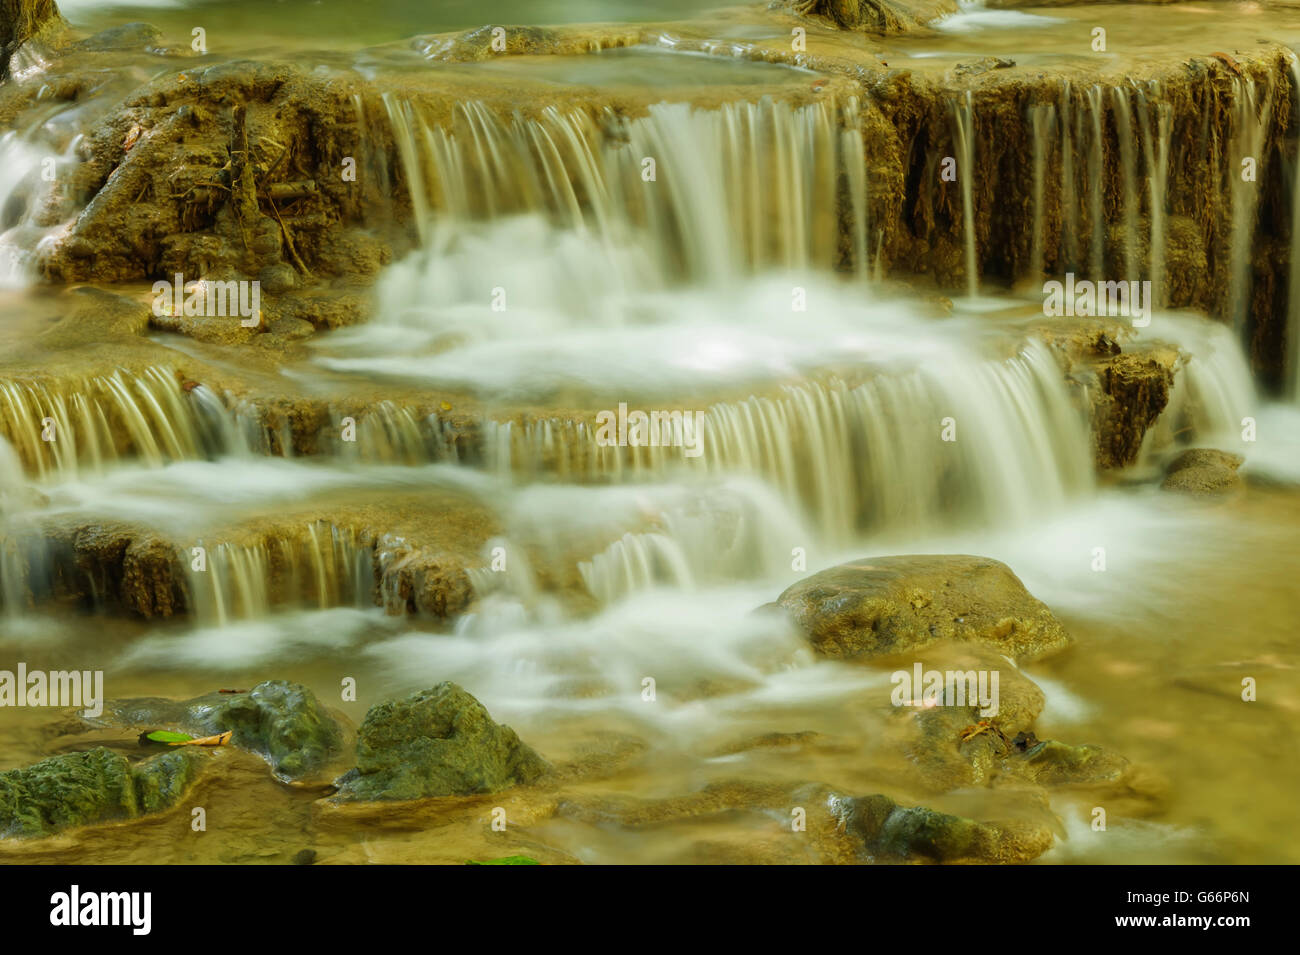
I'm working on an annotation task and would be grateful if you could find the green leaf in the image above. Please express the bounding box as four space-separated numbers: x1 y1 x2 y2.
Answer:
140 730 194 745
465 856 540 865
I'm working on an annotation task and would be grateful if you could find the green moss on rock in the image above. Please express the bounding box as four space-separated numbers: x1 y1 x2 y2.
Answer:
335 682 550 801
0 746 202 839
835 792 1054 863
95 680 344 781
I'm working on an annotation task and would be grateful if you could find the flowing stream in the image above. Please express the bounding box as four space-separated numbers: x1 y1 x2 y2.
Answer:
1 0 1299 864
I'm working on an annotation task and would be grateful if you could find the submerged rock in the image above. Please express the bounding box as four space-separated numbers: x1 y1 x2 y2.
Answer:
334 682 549 801
775 555 1071 662
93 680 345 782
832 792 1054 864
0 746 203 838
1006 738 1130 787
893 642 1046 790
1161 448 1244 494
70 22 161 53
415 24 566 62
954 57 1015 78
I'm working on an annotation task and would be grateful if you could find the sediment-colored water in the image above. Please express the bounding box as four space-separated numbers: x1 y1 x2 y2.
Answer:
1 0 1298 865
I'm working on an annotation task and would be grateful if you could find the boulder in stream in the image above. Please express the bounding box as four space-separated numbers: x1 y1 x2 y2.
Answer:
775 555 1071 662
92 680 345 782
831 792 1055 864
1161 448 1244 495
334 682 549 801
0 746 203 838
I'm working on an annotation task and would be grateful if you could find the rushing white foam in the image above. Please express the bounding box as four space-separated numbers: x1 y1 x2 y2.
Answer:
118 607 383 669
1135 313 1259 458
0 132 54 288
934 3 1064 34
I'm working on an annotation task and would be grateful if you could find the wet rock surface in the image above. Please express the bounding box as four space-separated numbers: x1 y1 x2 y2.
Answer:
775 555 1072 662
334 682 550 801
0 745 203 838
1096 353 1177 469
833 792 1055 864
90 680 345 782
1162 448 1245 494
71 22 162 54
0 0 1292 867
0 0 66 80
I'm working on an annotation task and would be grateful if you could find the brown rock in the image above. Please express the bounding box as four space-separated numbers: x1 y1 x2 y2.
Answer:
774 555 1071 662
1161 447 1244 494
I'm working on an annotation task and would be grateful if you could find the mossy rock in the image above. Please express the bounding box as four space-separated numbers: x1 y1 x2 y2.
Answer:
835 793 1053 863
93 680 344 782
775 555 1071 662
0 0 67 80
334 682 549 801
1009 739 1130 787
1161 448 1244 495
0 746 203 839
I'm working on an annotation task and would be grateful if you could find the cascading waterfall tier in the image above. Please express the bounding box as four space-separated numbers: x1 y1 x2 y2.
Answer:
185 523 375 626
0 126 79 288
483 339 1095 543
380 94 871 282
0 368 242 480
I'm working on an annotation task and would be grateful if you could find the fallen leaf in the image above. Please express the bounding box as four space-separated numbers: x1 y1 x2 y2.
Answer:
172 730 232 747
141 730 193 745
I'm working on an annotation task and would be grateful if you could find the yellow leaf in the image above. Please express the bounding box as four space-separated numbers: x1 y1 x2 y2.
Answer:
169 730 232 747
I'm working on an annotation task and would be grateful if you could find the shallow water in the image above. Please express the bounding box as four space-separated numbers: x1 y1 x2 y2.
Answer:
2 0 1299 866
59 0 726 48
2 478 1297 863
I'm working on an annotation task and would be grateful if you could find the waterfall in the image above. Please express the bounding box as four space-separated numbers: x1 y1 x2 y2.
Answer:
0 118 85 288
378 95 871 285
1288 55 1300 400
951 91 978 297
0 368 243 480
1136 83 1172 309
1110 88 1141 283
331 401 460 465
0 435 43 615
1137 317 1257 454
1227 75 1274 333
580 532 697 604
577 478 810 603
185 523 374 626
317 92 1105 550
1085 85 1106 281
0 131 53 287
1030 104 1056 280
484 339 1093 544
1059 82 1079 273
